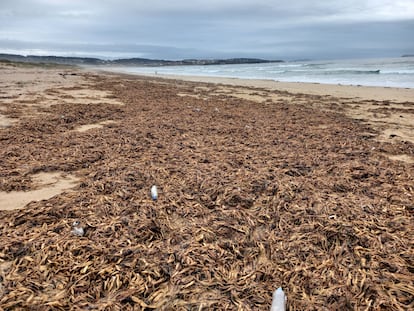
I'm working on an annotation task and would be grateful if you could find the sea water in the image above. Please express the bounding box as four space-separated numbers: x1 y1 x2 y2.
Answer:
109 57 414 89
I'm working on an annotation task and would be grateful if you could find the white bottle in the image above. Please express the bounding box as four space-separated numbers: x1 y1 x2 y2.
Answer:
270 287 286 311
150 185 158 200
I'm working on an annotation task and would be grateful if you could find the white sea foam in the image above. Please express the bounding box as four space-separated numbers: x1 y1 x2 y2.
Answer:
108 57 414 88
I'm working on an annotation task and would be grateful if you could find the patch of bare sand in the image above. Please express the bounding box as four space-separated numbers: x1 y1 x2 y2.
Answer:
0 65 124 124
0 172 79 211
177 92 204 99
0 114 16 128
51 88 124 106
0 67 83 103
345 101 414 146
387 154 414 163
74 120 116 132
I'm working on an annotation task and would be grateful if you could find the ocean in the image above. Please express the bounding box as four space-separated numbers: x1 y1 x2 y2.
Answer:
107 57 414 89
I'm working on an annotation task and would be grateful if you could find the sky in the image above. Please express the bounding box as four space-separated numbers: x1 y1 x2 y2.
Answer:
0 0 413 60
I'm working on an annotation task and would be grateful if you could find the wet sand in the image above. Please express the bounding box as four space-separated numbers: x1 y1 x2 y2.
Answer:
127 72 414 103
0 62 413 310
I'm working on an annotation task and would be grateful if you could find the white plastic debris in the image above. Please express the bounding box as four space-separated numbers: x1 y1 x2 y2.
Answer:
150 185 158 201
270 287 286 311
71 220 85 237
71 226 84 237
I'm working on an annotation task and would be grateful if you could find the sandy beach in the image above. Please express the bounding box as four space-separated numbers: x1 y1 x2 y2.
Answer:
124 72 414 103
0 62 413 310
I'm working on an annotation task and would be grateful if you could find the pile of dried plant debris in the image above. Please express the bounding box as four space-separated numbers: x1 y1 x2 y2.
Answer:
0 72 413 310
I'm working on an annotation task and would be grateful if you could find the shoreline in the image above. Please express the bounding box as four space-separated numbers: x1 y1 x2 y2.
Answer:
98 68 414 103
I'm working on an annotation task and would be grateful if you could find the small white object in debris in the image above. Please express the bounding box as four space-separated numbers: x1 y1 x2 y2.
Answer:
71 226 84 237
271 287 286 311
71 220 84 236
150 185 158 200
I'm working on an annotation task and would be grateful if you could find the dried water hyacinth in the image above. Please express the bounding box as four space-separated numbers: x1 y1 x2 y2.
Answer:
0 71 413 310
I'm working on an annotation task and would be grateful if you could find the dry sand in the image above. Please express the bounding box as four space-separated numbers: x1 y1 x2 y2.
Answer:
0 62 123 210
0 63 122 128
0 172 79 211
0 62 413 310
137 73 414 103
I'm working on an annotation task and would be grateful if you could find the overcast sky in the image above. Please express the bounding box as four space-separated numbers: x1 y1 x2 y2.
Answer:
1 0 413 60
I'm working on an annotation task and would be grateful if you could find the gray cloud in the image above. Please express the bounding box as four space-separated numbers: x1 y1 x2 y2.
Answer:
0 0 413 59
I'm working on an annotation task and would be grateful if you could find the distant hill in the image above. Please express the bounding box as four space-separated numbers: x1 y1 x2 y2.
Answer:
401 54 414 58
0 53 283 66
0 53 105 65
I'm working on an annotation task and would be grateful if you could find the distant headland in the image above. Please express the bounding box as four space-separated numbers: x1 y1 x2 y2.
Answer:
0 53 283 66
